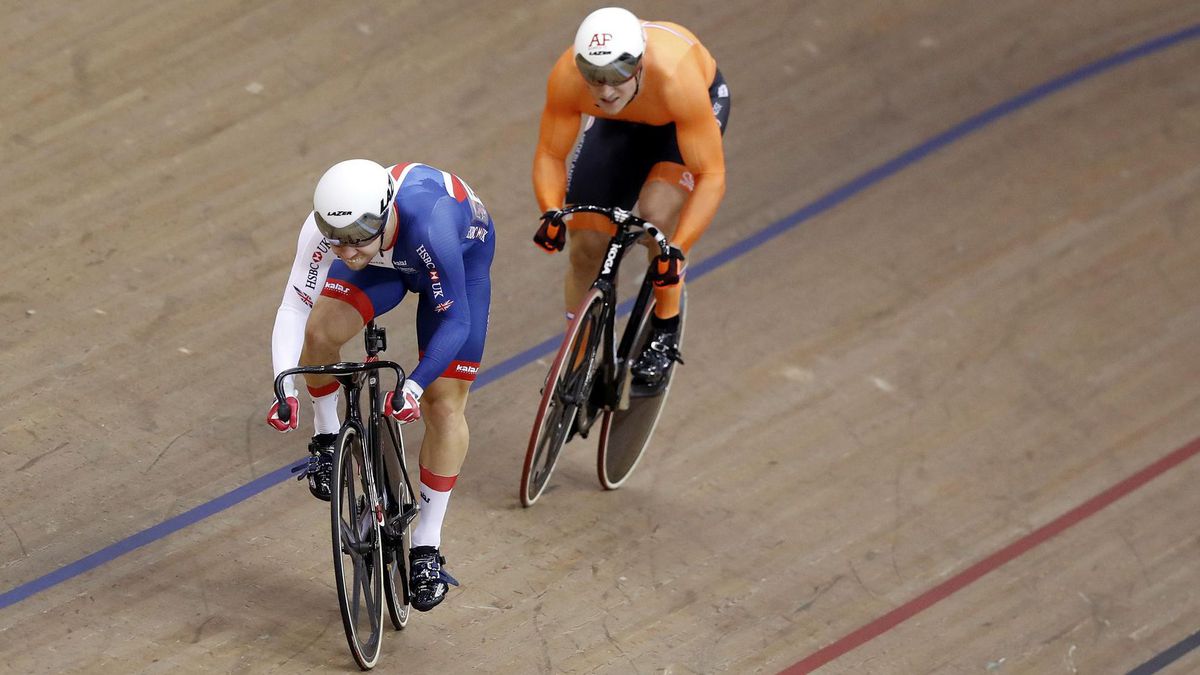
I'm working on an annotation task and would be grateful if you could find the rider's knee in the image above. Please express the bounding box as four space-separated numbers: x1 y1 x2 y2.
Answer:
568 227 608 272
420 387 468 431
637 175 688 232
303 302 361 357
303 319 344 355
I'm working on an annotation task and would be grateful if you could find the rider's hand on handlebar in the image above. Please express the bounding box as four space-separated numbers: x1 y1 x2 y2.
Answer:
266 396 300 432
649 245 686 287
533 210 566 253
385 379 424 425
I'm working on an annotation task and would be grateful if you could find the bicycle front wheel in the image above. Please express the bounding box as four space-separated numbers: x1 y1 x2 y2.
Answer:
520 287 606 506
597 289 686 489
331 426 385 670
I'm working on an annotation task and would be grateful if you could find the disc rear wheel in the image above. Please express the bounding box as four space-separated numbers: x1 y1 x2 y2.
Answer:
597 290 686 489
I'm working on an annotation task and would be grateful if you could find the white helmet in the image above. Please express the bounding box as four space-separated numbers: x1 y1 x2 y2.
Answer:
573 7 645 85
312 159 395 246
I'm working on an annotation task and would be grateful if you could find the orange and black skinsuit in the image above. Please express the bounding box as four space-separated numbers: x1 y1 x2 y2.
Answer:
533 20 730 318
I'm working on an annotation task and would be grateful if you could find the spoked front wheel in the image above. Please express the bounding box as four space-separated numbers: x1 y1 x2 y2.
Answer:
597 290 686 489
520 287 606 506
331 426 385 670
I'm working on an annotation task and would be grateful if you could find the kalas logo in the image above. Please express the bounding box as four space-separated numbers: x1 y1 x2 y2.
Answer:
324 281 351 296
588 32 612 48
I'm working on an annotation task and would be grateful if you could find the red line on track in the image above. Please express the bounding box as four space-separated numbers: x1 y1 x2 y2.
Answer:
782 436 1200 674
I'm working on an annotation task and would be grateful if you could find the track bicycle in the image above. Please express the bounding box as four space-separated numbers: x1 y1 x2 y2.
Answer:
273 320 418 670
520 205 686 507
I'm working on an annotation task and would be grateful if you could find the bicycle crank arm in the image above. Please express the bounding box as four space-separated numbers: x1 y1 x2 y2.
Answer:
384 505 419 536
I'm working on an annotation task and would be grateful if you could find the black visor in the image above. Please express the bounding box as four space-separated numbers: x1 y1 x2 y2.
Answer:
313 174 395 246
314 209 388 247
575 52 641 85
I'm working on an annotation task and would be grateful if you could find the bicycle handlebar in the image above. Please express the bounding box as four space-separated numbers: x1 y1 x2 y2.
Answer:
555 205 672 256
273 361 407 424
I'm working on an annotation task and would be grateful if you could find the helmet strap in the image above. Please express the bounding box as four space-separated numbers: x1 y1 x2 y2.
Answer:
629 66 643 104
379 203 398 252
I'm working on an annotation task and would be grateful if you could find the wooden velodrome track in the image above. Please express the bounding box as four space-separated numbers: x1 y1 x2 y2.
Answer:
3 1 1199 672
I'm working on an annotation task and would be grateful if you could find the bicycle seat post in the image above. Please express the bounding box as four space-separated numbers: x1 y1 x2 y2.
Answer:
364 319 387 357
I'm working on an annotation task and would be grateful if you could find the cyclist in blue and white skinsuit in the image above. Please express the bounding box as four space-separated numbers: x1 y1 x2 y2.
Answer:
266 159 495 612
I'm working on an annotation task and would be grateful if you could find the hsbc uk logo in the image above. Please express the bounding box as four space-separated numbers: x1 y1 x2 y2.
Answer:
416 245 444 298
306 240 332 290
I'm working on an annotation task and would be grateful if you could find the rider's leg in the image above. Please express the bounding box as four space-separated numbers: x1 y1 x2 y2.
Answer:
295 296 365 500
409 376 470 611
565 216 612 371
300 296 365 434
631 171 691 391
411 377 471 548
408 227 491 611
565 214 612 318
636 172 690 321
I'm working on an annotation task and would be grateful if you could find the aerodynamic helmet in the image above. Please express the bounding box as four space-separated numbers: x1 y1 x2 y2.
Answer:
573 7 646 85
312 159 395 246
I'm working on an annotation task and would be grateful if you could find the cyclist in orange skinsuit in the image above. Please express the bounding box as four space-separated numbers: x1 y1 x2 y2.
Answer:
532 6 730 393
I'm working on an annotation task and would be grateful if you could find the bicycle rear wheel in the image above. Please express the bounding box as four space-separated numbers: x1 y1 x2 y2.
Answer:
331 426 385 669
596 290 686 489
520 287 606 506
381 495 411 631
380 418 412 631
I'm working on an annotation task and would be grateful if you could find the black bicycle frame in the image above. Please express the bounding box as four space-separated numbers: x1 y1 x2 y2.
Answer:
272 320 416 537
556 205 670 415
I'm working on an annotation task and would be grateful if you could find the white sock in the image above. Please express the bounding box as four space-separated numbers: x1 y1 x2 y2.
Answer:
308 384 341 435
412 467 458 549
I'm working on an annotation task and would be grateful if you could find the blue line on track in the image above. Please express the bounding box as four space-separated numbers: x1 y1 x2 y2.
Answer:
3 22 1198 613
0 461 304 608
1127 629 1200 674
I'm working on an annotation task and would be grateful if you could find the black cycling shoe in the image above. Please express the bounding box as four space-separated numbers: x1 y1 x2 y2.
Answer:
292 433 336 501
630 327 684 395
409 546 459 612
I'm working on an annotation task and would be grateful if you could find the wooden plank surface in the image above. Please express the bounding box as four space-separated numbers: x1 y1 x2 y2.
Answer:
2 1 1199 672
